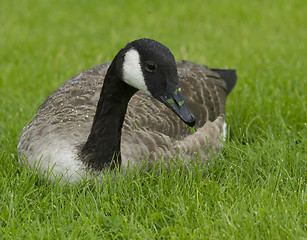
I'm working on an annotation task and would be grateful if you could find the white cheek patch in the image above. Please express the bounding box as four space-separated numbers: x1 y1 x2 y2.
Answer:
122 49 151 96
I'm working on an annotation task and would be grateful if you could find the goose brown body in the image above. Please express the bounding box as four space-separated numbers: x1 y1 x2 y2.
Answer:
18 60 235 181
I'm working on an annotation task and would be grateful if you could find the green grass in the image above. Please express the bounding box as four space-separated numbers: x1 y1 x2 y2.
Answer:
1 0 306 239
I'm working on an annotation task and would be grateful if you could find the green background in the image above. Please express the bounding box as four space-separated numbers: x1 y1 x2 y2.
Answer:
0 0 306 239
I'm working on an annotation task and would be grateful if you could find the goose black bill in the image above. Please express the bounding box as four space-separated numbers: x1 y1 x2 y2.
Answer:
156 84 195 127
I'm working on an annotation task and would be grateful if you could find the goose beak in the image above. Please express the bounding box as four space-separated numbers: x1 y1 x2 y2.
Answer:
156 84 196 127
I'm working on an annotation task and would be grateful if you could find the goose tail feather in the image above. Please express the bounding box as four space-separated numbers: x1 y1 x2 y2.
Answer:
211 69 237 95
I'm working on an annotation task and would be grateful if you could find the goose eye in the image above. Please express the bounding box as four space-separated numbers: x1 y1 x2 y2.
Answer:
145 61 156 72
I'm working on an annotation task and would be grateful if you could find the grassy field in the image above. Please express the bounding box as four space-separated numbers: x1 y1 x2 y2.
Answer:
0 0 306 239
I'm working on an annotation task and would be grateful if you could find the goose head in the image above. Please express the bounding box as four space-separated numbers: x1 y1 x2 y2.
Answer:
116 38 195 127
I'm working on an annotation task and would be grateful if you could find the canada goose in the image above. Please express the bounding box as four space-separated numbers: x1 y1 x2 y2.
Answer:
17 38 236 182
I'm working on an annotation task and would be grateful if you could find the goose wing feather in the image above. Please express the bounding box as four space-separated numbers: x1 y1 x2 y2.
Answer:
121 61 229 167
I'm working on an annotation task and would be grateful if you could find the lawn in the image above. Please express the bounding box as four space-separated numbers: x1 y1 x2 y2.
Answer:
0 0 306 239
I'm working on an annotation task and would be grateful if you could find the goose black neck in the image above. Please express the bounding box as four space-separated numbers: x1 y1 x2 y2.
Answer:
80 58 137 171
